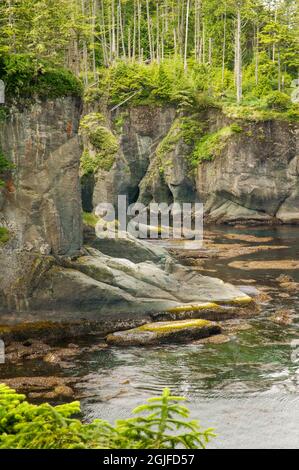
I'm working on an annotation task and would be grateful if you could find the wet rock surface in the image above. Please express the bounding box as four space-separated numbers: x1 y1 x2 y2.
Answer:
106 319 221 347
3 376 78 400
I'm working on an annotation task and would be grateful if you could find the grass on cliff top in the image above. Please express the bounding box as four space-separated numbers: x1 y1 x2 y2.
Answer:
222 102 299 122
0 53 83 99
220 91 299 122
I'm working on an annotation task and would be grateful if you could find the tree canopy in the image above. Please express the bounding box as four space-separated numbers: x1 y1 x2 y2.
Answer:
0 1 298 103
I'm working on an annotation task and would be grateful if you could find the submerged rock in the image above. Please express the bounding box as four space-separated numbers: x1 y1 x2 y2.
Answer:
5 340 52 363
106 319 221 346
229 260 299 270
3 376 78 399
193 334 231 345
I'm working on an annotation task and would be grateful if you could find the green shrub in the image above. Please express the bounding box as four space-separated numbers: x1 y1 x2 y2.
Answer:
191 125 235 166
0 227 9 245
0 149 13 186
82 211 100 228
0 385 215 449
80 113 119 174
95 59 219 110
0 107 8 122
286 106 299 121
0 150 12 172
230 123 243 133
89 59 295 114
0 53 83 98
265 91 292 111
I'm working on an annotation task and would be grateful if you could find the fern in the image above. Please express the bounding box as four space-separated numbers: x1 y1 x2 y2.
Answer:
0 384 215 449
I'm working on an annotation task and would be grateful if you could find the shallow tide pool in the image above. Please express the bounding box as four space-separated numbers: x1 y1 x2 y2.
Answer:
1 226 299 448
78 226 299 449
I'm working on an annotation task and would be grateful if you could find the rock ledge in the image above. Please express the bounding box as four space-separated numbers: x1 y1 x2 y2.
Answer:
106 319 221 346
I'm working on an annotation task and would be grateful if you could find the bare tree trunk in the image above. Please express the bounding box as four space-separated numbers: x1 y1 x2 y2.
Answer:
128 26 131 60
173 1 178 57
91 0 98 84
278 48 281 91
119 0 126 59
81 0 89 85
132 0 137 61
137 0 141 62
180 0 185 56
208 37 212 65
272 6 277 62
184 0 190 71
100 0 109 66
116 2 120 59
235 7 242 104
161 4 165 62
111 0 116 62
222 8 227 86
156 2 160 64
202 20 205 64
255 23 259 85
7 0 16 52
146 0 153 61
194 0 201 61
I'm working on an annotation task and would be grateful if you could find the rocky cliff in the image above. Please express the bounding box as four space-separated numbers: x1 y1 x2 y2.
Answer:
0 97 250 323
196 115 299 224
83 106 298 225
0 97 83 254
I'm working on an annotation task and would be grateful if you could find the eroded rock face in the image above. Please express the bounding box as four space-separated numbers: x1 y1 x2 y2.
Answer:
103 107 298 225
0 98 252 321
0 97 83 254
197 119 299 224
0 97 83 311
83 106 176 209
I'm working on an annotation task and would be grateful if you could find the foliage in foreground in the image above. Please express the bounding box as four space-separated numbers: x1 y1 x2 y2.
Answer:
0 385 215 449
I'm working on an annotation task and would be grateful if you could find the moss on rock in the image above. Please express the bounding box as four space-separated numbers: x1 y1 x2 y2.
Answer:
137 319 212 333
0 227 9 245
80 113 119 174
190 125 240 166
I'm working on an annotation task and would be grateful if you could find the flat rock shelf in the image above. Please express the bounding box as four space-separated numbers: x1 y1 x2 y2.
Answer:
106 319 221 346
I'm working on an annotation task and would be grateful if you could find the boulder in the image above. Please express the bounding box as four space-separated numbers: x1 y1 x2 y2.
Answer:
106 319 221 346
84 226 167 263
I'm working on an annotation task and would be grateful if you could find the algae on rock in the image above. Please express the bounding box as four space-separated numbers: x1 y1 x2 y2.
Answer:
106 318 222 346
